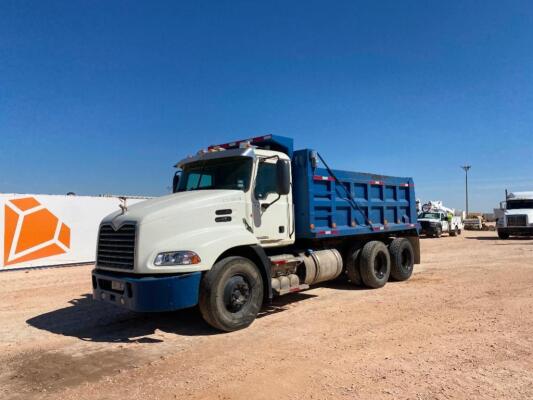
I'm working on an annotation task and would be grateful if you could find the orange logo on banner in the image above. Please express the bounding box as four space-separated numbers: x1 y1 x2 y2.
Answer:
3 197 70 267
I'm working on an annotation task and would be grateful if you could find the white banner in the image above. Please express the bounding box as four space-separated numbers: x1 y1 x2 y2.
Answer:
0 194 148 270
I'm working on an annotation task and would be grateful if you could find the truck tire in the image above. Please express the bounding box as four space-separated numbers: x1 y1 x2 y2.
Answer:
389 238 414 281
498 231 510 240
449 226 458 237
435 226 442 238
359 241 390 288
199 256 263 332
345 247 362 286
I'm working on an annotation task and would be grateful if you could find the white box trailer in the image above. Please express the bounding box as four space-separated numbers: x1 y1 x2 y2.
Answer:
0 194 148 270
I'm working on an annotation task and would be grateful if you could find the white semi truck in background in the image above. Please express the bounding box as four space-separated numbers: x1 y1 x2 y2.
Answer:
91 135 420 331
496 191 533 239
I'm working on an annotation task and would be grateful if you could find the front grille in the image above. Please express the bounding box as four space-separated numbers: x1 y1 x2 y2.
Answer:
507 215 527 227
96 223 136 270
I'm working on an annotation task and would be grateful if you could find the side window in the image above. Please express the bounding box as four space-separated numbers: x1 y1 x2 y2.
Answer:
254 162 277 200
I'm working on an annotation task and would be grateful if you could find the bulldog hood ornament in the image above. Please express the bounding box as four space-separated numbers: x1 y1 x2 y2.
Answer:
119 197 128 215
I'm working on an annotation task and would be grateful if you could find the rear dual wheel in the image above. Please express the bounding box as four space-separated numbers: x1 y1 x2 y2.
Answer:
388 238 415 281
360 241 391 288
359 240 391 289
347 238 414 288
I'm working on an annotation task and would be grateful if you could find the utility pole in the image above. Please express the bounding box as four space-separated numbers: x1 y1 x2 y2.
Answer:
461 165 471 215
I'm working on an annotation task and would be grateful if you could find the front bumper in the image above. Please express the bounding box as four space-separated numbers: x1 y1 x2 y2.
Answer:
498 227 533 237
92 269 202 312
419 224 439 235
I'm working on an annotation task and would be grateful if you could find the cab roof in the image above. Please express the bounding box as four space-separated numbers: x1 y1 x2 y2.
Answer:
508 191 533 200
208 134 294 157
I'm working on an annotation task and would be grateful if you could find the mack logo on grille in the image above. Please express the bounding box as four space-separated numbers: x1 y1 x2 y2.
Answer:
96 223 136 270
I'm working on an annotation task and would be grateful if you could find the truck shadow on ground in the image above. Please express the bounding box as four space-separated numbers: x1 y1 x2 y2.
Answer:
26 292 317 343
464 236 498 240
465 236 533 241
320 279 377 291
27 294 209 342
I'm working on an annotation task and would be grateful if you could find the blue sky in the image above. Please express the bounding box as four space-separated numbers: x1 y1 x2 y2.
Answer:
1 1 532 211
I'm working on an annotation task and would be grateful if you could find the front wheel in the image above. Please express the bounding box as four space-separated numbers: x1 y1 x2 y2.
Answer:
435 226 442 238
199 256 264 332
497 230 510 240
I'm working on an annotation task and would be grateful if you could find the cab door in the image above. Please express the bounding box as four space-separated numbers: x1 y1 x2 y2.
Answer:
440 213 449 231
251 159 292 246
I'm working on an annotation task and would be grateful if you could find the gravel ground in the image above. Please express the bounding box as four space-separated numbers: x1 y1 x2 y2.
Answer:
1 230 532 400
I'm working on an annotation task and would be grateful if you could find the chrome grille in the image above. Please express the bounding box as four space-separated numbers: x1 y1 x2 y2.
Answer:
507 215 527 227
419 221 430 229
96 223 136 270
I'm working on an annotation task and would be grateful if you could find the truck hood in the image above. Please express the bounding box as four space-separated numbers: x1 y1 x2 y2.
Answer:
102 190 245 226
417 218 438 222
505 209 533 216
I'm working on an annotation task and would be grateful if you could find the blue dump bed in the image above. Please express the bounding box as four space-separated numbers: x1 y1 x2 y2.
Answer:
208 134 419 240
292 149 418 239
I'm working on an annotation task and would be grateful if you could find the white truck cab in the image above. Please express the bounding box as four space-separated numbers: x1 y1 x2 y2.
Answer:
496 191 533 239
96 146 293 276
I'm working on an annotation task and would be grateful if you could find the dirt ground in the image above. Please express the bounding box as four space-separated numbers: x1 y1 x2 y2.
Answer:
1 230 532 400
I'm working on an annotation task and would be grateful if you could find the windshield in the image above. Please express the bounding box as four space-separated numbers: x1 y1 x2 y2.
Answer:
507 199 533 210
177 157 253 192
418 212 440 219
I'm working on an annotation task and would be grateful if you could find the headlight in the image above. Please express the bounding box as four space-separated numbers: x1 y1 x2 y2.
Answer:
154 251 201 266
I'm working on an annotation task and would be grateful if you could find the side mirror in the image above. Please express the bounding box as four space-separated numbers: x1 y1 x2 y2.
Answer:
276 159 291 195
172 171 181 193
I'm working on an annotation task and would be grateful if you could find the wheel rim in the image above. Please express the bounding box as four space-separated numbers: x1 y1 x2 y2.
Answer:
400 248 412 272
223 275 251 313
373 252 388 279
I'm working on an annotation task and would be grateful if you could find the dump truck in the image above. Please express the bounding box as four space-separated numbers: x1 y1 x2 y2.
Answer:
92 135 420 331
496 191 533 239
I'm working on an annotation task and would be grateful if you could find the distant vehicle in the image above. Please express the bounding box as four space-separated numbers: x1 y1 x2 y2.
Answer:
91 135 421 332
464 213 484 230
463 212 496 231
496 191 533 239
418 201 463 238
